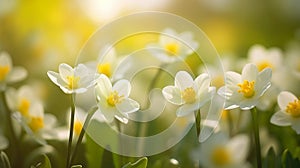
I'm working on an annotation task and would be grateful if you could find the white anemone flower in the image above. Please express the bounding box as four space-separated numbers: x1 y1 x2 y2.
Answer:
218 63 272 110
196 132 250 168
162 71 216 117
47 63 96 94
248 44 283 72
95 74 140 124
0 52 27 90
147 28 198 63
6 85 39 118
13 101 57 145
271 91 300 134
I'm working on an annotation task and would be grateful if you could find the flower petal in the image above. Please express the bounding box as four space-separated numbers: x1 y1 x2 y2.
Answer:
225 71 241 86
242 63 258 81
291 119 300 134
0 52 12 68
278 91 297 111
176 103 200 117
59 63 73 83
95 74 112 100
175 71 194 91
162 86 183 105
270 111 291 126
47 71 63 87
6 67 27 83
228 134 249 162
113 79 130 97
195 73 210 93
115 114 129 124
256 68 272 96
116 98 139 114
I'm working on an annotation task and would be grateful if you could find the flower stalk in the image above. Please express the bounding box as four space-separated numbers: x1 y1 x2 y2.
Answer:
66 94 76 168
251 107 262 168
70 106 98 165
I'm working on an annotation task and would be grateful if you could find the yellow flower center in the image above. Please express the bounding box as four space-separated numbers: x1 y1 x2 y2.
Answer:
29 117 44 132
286 100 300 118
0 65 10 81
165 42 179 56
97 63 111 77
238 80 255 98
182 87 196 104
107 91 124 107
18 98 31 116
74 121 83 136
211 146 231 166
66 75 80 89
257 61 273 72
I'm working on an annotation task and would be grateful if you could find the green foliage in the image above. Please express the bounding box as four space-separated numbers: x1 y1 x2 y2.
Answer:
85 134 104 168
263 147 280 168
0 151 11 168
30 155 52 168
281 149 300 168
122 157 148 168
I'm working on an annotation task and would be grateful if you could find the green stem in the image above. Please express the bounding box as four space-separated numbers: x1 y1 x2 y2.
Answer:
194 110 201 137
251 107 262 168
69 106 98 165
66 94 76 168
0 91 21 168
115 119 123 167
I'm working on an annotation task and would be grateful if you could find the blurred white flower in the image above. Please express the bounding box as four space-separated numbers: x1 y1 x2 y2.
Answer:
0 134 8 150
13 101 57 145
0 52 27 90
162 71 215 117
218 63 272 110
195 132 250 168
248 44 283 72
271 91 300 134
85 46 120 78
147 28 198 63
47 63 96 94
6 85 39 118
95 74 140 124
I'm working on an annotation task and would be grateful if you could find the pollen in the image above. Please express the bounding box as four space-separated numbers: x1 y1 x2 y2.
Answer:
286 99 300 118
238 80 255 98
182 87 196 104
165 42 179 56
107 91 123 107
66 75 80 89
211 146 231 166
0 65 10 81
28 117 44 132
257 61 273 72
97 63 111 77
18 98 30 116
74 121 83 136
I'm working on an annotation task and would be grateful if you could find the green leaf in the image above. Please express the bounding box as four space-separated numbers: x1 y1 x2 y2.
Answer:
263 147 280 168
71 165 82 168
37 155 52 168
122 157 148 168
0 151 11 168
281 149 300 168
86 134 104 168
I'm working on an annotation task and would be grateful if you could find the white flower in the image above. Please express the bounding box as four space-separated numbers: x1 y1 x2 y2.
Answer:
218 63 272 110
95 74 140 124
162 71 215 117
85 46 120 78
47 63 96 94
270 91 300 134
147 28 198 63
13 100 57 145
0 52 27 90
248 44 283 72
196 132 250 168
6 85 40 118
